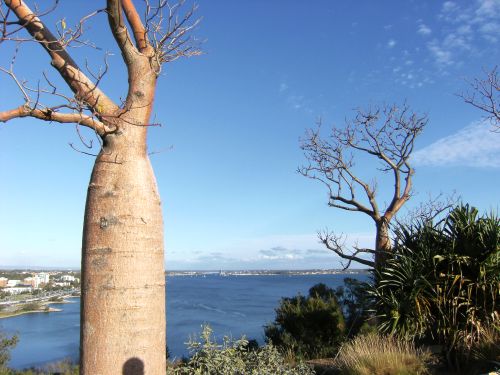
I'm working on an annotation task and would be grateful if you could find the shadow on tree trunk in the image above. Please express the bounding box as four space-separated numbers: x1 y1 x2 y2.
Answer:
123 357 145 375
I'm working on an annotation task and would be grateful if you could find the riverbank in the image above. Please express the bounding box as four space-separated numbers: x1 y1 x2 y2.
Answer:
0 306 62 319
0 295 75 319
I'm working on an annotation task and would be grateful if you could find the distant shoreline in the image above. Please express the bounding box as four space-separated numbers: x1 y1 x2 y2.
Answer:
1 268 369 274
166 269 370 277
0 307 62 319
0 295 76 320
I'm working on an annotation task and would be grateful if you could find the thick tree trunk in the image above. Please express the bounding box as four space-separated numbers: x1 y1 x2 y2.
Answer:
80 123 165 374
374 219 391 270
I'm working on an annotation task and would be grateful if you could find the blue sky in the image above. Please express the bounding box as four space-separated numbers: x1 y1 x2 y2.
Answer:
0 0 499 270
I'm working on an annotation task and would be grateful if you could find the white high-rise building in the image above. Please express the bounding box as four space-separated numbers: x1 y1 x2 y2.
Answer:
36 273 50 284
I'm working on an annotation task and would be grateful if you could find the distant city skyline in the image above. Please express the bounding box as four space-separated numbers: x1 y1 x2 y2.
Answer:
1 0 499 270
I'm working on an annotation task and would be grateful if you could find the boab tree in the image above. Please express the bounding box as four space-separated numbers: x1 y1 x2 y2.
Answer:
0 1 199 373
299 104 427 270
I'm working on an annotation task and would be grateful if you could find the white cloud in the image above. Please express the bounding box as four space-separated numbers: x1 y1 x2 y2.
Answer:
427 40 454 66
417 24 432 36
427 0 500 66
279 82 288 93
259 246 304 260
442 32 471 50
457 24 472 35
288 94 305 110
166 232 375 270
442 1 458 13
476 0 500 18
278 82 314 113
387 39 397 48
412 120 500 167
480 21 500 42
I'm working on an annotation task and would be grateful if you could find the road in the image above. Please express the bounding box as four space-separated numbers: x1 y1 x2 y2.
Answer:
0 289 79 306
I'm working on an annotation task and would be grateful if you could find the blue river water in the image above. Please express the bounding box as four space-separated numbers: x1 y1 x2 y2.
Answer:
0 273 367 370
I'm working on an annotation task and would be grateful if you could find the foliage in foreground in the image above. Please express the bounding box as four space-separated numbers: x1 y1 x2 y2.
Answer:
0 332 18 373
334 333 432 375
171 325 314 375
264 283 346 359
372 204 500 371
334 278 375 338
0 360 78 375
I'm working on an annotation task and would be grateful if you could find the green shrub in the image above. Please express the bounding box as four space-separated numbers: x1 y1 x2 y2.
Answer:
372 204 500 370
0 331 18 371
42 359 78 375
334 333 432 375
172 325 314 375
20 303 41 312
334 278 375 337
264 283 345 359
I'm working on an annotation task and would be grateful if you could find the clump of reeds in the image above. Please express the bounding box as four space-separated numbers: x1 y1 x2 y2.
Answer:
334 333 432 375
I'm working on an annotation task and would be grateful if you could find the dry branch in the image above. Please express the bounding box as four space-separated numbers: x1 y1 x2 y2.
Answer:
2 0 117 114
0 103 106 133
460 66 500 131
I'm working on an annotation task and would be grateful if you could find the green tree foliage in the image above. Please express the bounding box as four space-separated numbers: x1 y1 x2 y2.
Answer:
20 303 41 312
264 283 345 359
372 204 500 370
0 331 18 372
172 325 314 375
335 278 375 337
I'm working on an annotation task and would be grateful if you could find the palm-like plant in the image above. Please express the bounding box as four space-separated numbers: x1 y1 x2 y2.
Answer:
372 204 500 371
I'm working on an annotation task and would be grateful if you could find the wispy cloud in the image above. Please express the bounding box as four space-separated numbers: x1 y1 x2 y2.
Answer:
476 0 500 19
427 41 454 66
428 0 500 67
287 94 307 110
259 246 304 260
166 232 374 270
441 1 460 16
412 120 500 168
417 23 432 36
278 81 314 113
387 39 397 48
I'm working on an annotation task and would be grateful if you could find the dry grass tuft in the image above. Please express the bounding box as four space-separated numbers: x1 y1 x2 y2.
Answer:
334 333 432 375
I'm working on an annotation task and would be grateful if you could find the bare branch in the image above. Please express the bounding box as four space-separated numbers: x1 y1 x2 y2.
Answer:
107 0 140 67
122 0 152 53
459 66 500 131
0 104 106 134
145 0 202 71
319 230 375 269
396 191 460 227
2 0 117 115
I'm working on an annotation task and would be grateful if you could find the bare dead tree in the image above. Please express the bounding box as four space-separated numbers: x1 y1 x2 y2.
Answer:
299 104 427 270
0 0 200 373
459 66 499 131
